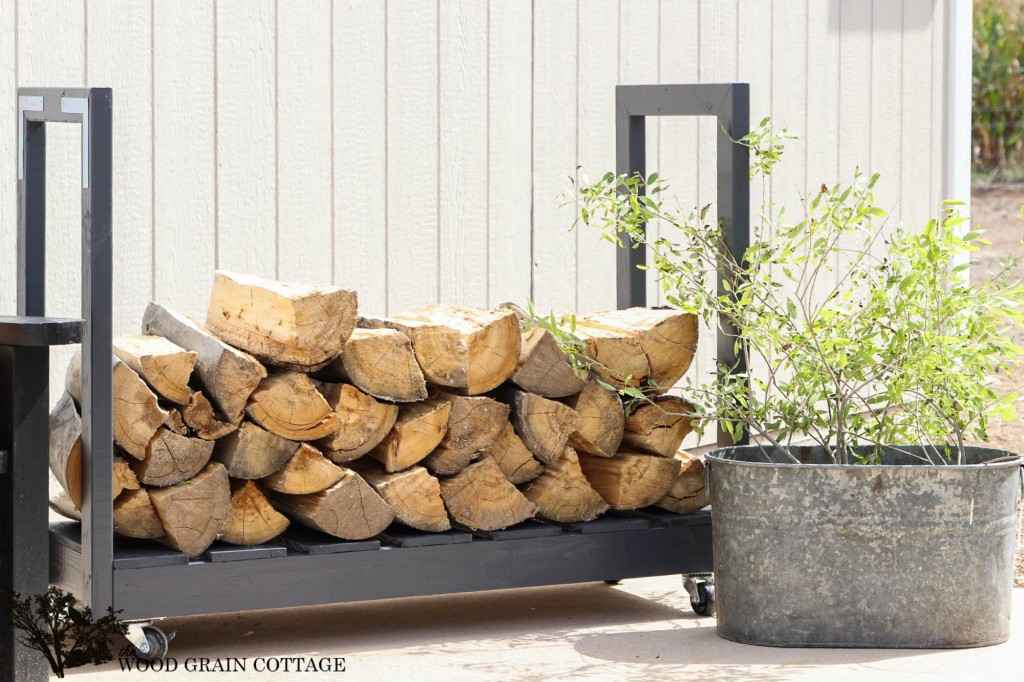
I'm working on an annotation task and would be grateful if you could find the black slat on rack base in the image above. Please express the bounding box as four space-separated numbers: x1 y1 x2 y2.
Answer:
275 525 381 555
204 543 288 563
379 525 473 547
460 520 564 541
619 508 712 528
548 513 652 534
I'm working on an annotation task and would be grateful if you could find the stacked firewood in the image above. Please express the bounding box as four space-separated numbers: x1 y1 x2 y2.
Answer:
48 271 708 559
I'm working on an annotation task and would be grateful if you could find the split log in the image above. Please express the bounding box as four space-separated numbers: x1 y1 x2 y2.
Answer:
260 443 344 495
246 371 339 441
562 379 624 458
572 322 650 389
421 391 509 475
49 391 83 508
148 463 231 558
66 351 168 460
656 451 709 513
364 306 521 395
438 458 538 531
162 407 189 435
50 489 165 540
332 328 427 402
510 327 587 398
205 270 358 371
143 302 267 424
315 383 399 462
132 428 215 487
480 421 544 484
505 390 580 465
521 447 608 523
213 421 301 479
112 455 140 498
578 452 679 510
369 399 451 472
350 461 450 533
267 469 395 540
621 396 694 457
113 334 197 405
49 491 80 521
578 308 698 391
219 480 291 546
181 390 238 440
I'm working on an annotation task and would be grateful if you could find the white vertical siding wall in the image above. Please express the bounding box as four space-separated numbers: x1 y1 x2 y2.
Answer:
1 0 948 331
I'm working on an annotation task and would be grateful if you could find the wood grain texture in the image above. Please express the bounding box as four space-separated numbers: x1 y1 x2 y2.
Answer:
871 0 904 223
901 0 935 222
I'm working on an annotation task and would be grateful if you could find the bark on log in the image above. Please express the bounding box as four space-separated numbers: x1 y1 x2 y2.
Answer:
369 399 451 472
205 270 358 371
562 379 624 458
245 371 340 441
66 351 168 460
438 458 538 531
578 308 698 391
363 306 521 395
143 301 267 424
219 480 291 545
421 391 509 475
162 407 189 436
655 451 709 513
112 455 140 498
213 421 301 479
332 328 427 402
181 390 238 440
621 395 694 458
480 421 545 484
572 322 650 389
315 383 399 462
148 463 231 558
578 452 679 510
350 461 450 533
521 447 608 523
267 469 395 540
113 334 197 405
260 443 344 495
131 427 215 487
509 327 587 398
504 390 580 465
49 391 83 508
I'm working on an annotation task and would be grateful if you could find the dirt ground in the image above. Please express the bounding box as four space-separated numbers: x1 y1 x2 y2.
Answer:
970 183 1024 587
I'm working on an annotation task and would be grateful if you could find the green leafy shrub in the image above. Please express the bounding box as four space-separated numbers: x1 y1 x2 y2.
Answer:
974 0 1024 176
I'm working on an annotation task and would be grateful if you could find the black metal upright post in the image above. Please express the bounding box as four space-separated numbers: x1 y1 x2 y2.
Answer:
615 83 751 448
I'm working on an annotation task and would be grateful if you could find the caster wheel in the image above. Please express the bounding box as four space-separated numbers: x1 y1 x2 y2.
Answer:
134 626 170 662
689 581 716 617
604 579 622 585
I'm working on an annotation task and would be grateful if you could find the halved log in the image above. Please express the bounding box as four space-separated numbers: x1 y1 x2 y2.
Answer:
49 491 81 521
49 391 83 508
162 406 189 436
363 306 521 395
66 351 168 460
205 270 358 371
656 451 709 513
421 391 509 475
246 371 339 441
267 469 395 540
112 455 140 498
143 301 267 424
510 327 587 398
438 458 538 531
213 421 301 479
50 489 164 540
131 428 215 487
562 379 624 458
578 308 698 391
369 399 451 472
181 390 238 440
504 390 580 465
315 383 399 462
219 480 291 546
572 322 650 389
578 452 679 510
521 447 609 523
480 421 544 484
260 443 344 495
332 328 427 402
148 463 231 558
621 395 694 458
350 461 450 533
113 334 197 404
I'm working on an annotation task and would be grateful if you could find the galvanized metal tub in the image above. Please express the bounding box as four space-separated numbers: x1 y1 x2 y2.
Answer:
706 445 1023 648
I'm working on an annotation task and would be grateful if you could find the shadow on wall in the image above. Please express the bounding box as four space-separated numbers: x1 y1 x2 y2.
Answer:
829 0 938 32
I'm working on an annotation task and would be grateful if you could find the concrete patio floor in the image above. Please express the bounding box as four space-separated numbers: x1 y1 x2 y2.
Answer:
63 577 1023 681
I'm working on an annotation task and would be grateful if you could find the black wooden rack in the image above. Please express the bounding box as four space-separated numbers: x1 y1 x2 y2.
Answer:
1 83 750 680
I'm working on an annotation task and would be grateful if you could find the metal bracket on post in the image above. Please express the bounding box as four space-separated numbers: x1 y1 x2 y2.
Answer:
615 83 751 448
16 88 114 617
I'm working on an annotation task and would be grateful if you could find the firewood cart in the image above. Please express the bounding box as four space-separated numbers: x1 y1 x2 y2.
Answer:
0 83 749 680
